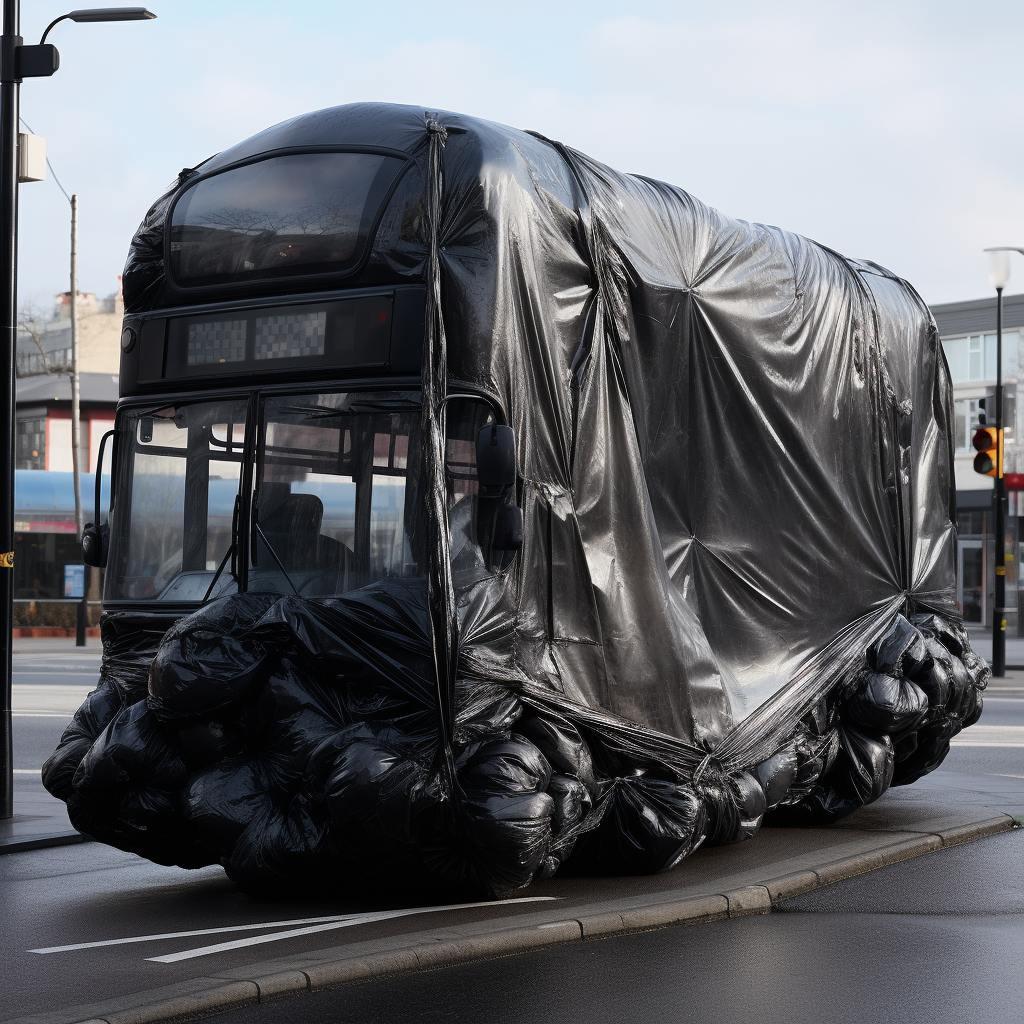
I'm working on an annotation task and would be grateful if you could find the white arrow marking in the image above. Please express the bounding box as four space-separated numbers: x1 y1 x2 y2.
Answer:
30 916 356 954
146 898 560 963
29 897 560 960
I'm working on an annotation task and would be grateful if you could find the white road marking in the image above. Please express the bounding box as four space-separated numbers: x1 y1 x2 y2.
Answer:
147 898 561 963
31 916 362 954
12 684 95 716
951 725 1024 747
13 769 39 774
13 712 74 718
29 897 561 961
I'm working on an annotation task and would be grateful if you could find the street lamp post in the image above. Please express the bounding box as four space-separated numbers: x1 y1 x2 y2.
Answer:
0 4 155 819
983 247 1024 677
70 192 86 646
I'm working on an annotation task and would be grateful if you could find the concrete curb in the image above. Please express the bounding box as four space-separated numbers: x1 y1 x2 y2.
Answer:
0 832 89 855
46 812 1016 1024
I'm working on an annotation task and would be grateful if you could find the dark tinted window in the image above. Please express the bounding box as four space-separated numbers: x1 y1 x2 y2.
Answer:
106 400 248 602
169 152 406 285
251 391 424 597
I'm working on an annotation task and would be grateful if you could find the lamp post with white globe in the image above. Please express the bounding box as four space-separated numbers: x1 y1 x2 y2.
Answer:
0 4 156 820
982 247 1024 676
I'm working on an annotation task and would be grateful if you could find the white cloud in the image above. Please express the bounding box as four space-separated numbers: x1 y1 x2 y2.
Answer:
12 0 1024 306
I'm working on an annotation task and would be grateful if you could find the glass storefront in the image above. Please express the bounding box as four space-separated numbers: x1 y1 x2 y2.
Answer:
956 507 1022 634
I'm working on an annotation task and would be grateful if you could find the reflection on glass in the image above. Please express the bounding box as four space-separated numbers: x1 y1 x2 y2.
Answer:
941 332 1021 384
444 399 496 585
107 401 247 601
170 152 405 283
251 391 424 596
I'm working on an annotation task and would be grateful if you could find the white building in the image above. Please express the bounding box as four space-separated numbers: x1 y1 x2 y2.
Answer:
932 293 1024 631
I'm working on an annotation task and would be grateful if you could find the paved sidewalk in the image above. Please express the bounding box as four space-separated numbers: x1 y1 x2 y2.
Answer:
0 779 81 853
2 651 98 853
967 629 1024 667
10 637 101 654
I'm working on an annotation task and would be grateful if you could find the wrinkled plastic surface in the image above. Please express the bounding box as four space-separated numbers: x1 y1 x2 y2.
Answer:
43 104 987 896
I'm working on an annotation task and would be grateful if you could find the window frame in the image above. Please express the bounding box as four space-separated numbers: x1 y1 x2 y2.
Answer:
164 145 414 300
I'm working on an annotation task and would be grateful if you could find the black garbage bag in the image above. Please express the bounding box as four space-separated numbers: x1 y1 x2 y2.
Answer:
963 648 991 690
68 702 213 868
700 770 767 845
872 616 929 678
908 656 952 713
567 774 707 875
184 759 276 857
754 748 800 811
225 791 332 890
548 773 592 836
41 609 162 800
41 680 128 800
845 670 928 734
148 595 277 723
174 719 247 772
514 714 598 798
316 722 434 853
768 726 894 825
911 612 969 660
891 718 956 787
422 735 554 897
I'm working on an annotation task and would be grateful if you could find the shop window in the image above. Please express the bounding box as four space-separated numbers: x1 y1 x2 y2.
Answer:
16 416 45 470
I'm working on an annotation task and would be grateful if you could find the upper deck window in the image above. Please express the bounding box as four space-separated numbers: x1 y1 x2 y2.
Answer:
169 151 406 286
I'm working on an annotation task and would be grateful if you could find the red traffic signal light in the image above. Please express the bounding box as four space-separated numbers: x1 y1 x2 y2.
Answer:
972 426 1003 477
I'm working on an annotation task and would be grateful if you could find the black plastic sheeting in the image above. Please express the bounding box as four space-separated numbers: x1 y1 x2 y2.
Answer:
43 104 987 896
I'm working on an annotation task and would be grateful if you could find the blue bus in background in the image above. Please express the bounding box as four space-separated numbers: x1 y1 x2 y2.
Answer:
15 470 110 602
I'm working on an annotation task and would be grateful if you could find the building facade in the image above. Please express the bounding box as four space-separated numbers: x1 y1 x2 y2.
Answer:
12 289 121 628
932 293 1024 632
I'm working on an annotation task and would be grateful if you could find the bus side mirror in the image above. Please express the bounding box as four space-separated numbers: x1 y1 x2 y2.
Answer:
82 522 108 568
84 428 116 569
494 505 523 552
476 424 516 489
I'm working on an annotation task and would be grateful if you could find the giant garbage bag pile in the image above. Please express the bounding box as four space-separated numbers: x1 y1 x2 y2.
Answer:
43 104 987 895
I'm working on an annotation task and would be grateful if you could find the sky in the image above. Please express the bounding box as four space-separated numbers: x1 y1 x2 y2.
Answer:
13 0 1024 314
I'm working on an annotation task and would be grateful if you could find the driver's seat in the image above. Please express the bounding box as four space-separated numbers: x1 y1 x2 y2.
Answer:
260 492 324 572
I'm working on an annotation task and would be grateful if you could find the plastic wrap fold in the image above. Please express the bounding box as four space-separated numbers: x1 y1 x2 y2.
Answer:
44 104 985 895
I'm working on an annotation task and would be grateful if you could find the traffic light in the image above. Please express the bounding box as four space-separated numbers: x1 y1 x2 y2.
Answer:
972 396 1003 477
972 418 1003 477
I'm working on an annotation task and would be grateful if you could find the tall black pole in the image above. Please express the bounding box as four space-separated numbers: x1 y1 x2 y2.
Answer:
994 285 1006 678
0 0 18 820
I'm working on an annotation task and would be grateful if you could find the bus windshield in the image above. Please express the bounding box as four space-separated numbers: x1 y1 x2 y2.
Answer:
106 399 248 602
250 390 425 596
105 389 504 604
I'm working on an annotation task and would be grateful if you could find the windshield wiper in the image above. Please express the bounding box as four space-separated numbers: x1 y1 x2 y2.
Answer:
202 541 235 603
253 520 300 596
202 495 240 604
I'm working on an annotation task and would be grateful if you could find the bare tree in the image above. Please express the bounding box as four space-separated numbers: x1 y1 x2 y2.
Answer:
16 300 61 376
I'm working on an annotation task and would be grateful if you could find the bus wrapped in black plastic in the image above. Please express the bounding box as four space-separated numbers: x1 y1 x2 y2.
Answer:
42 103 985 896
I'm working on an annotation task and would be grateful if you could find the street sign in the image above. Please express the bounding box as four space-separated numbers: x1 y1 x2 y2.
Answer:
63 563 85 599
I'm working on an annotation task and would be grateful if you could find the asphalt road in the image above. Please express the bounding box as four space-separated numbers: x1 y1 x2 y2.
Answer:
3 650 1022 1024
192 682 1024 1024
206 829 1024 1024
11 649 101 769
